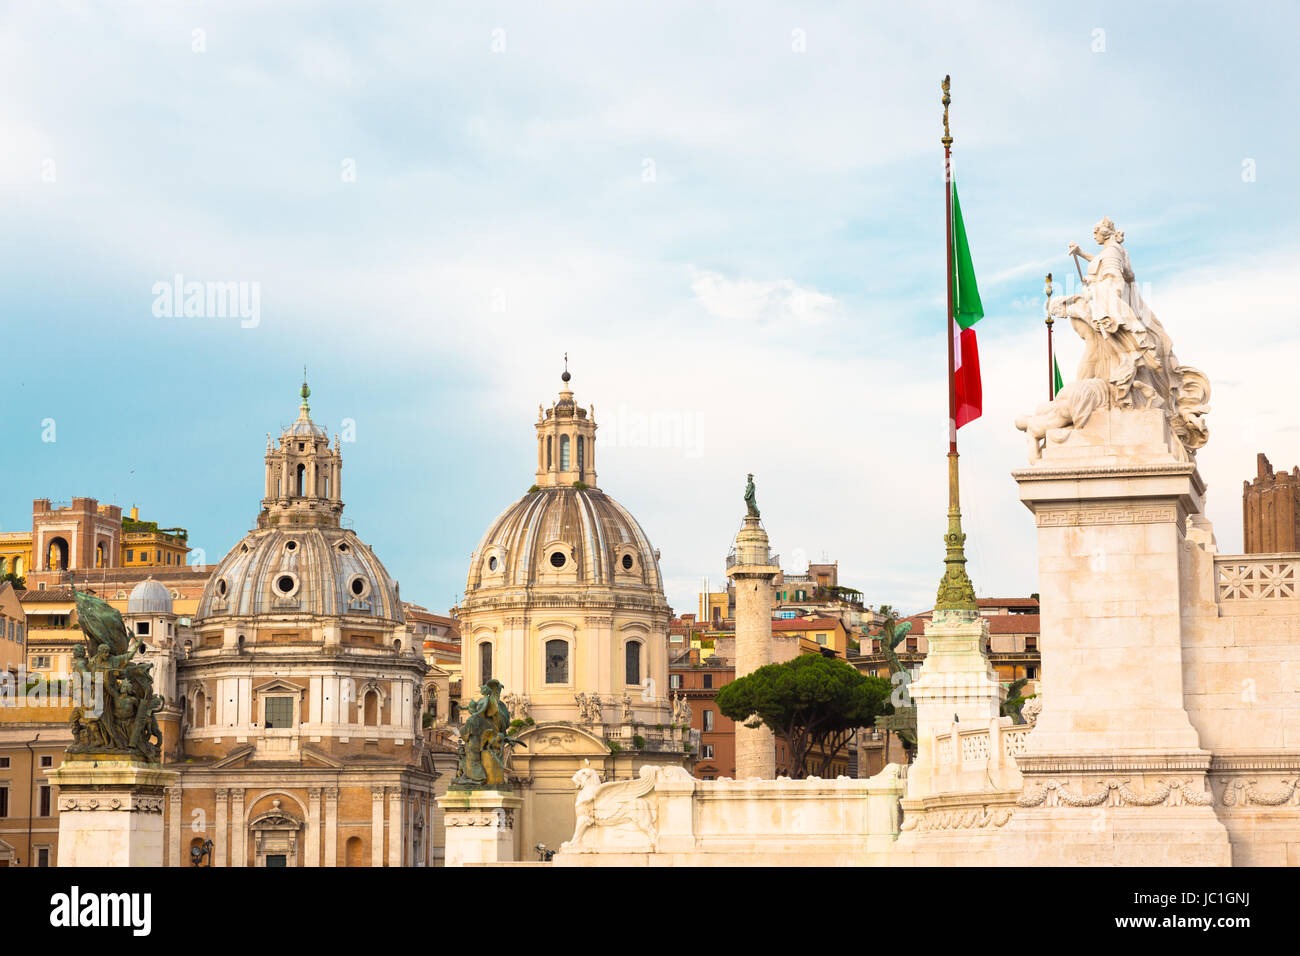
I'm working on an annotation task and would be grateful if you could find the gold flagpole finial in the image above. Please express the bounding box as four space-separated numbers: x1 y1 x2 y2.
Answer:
941 75 952 148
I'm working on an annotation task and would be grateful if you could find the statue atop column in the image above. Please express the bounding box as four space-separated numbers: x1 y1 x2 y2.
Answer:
743 473 760 518
1016 218 1210 461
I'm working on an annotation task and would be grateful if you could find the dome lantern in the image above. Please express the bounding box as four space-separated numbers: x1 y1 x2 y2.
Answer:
534 358 598 490
259 373 344 530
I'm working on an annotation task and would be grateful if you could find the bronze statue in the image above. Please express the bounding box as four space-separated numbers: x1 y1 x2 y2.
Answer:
67 591 163 762
451 678 526 790
744 473 760 519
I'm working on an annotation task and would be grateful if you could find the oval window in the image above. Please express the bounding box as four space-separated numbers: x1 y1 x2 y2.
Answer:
488 556 498 572
350 577 366 596
622 554 634 570
217 579 228 597
285 540 298 551
549 551 566 569
338 543 349 553
276 575 296 594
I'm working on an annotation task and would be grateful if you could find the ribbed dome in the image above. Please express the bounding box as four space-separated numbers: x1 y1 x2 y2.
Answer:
127 577 173 614
196 526 403 623
466 487 663 593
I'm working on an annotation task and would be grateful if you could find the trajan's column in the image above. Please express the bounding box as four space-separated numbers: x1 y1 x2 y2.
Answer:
726 474 779 779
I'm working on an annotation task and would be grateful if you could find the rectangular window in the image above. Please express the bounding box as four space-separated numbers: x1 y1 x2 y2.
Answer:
0 756 9 768
669 674 682 690
703 674 713 689
30 656 51 670
544 639 569 684
40 755 52 768
135 621 150 636
126 550 133 561
0 786 8 818
155 551 161 562
39 785 51 817
37 847 49 867
816 633 827 645
703 710 714 732
264 697 293 729
702 744 714 759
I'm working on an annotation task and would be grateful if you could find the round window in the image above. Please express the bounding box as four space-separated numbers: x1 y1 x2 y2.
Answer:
338 543 349 553
350 577 366 596
549 551 566 569
276 575 296 594
285 540 298 551
621 554 634 570
488 556 498 572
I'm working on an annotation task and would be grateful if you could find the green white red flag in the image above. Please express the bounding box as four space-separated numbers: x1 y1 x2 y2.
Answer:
951 181 984 428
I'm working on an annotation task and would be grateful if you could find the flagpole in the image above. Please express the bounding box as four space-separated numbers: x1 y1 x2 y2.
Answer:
943 76 956 457
935 75 978 614
1045 272 1055 399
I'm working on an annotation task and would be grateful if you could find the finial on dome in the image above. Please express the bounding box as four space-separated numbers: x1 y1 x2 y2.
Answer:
300 366 311 414
561 352 571 384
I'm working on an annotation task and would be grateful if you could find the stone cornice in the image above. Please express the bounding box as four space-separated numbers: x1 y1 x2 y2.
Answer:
1011 462 1198 481
1015 751 1212 774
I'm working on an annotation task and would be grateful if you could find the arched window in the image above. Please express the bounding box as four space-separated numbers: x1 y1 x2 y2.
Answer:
95 542 106 568
363 690 379 726
193 689 207 728
546 436 552 469
625 641 642 686
479 642 493 683
577 436 585 478
296 463 306 497
560 435 570 471
545 639 569 684
11 557 19 577
0 557 7 575
345 836 363 867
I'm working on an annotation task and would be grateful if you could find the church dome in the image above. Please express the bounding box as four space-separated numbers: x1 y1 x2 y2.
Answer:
466 486 663 594
127 576 173 614
195 526 404 623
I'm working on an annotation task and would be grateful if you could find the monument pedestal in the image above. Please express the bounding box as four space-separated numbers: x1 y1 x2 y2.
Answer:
437 789 522 867
48 760 178 867
1002 407 1231 866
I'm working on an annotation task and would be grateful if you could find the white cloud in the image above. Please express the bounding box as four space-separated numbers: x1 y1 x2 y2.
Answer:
689 268 835 324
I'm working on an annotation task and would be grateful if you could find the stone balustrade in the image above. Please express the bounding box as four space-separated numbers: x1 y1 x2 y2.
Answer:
928 716 1026 794
1214 554 1299 608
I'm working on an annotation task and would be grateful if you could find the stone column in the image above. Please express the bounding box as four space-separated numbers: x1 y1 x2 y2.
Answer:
229 788 246 867
167 786 182 868
437 790 523 867
214 788 228 867
48 761 179 867
371 787 386 867
306 787 322 867
323 787 339 867
1001 408 1231 866
387 789 403 867
726 515 779 779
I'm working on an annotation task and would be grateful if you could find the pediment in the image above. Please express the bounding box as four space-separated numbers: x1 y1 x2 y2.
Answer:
301 746 344 769
518 722 607 756
211 745 254 769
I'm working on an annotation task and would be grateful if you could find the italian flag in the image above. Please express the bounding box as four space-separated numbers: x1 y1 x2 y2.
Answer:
951 182 984 429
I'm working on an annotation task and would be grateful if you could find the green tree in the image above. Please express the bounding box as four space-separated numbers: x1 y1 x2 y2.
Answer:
0 572 25 591
715 655 893 779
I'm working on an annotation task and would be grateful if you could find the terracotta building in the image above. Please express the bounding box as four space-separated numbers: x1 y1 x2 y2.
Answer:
1243 453 1300 553
669 655 736 779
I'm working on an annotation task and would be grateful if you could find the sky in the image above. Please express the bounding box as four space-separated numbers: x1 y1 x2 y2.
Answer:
2 2 1297 616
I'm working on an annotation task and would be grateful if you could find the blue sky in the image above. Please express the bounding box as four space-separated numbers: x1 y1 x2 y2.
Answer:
2 2 1297 615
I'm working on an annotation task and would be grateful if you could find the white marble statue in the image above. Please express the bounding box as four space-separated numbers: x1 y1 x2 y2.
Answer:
574 692 603 725
561 764 684 852
1016 218 1210 461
